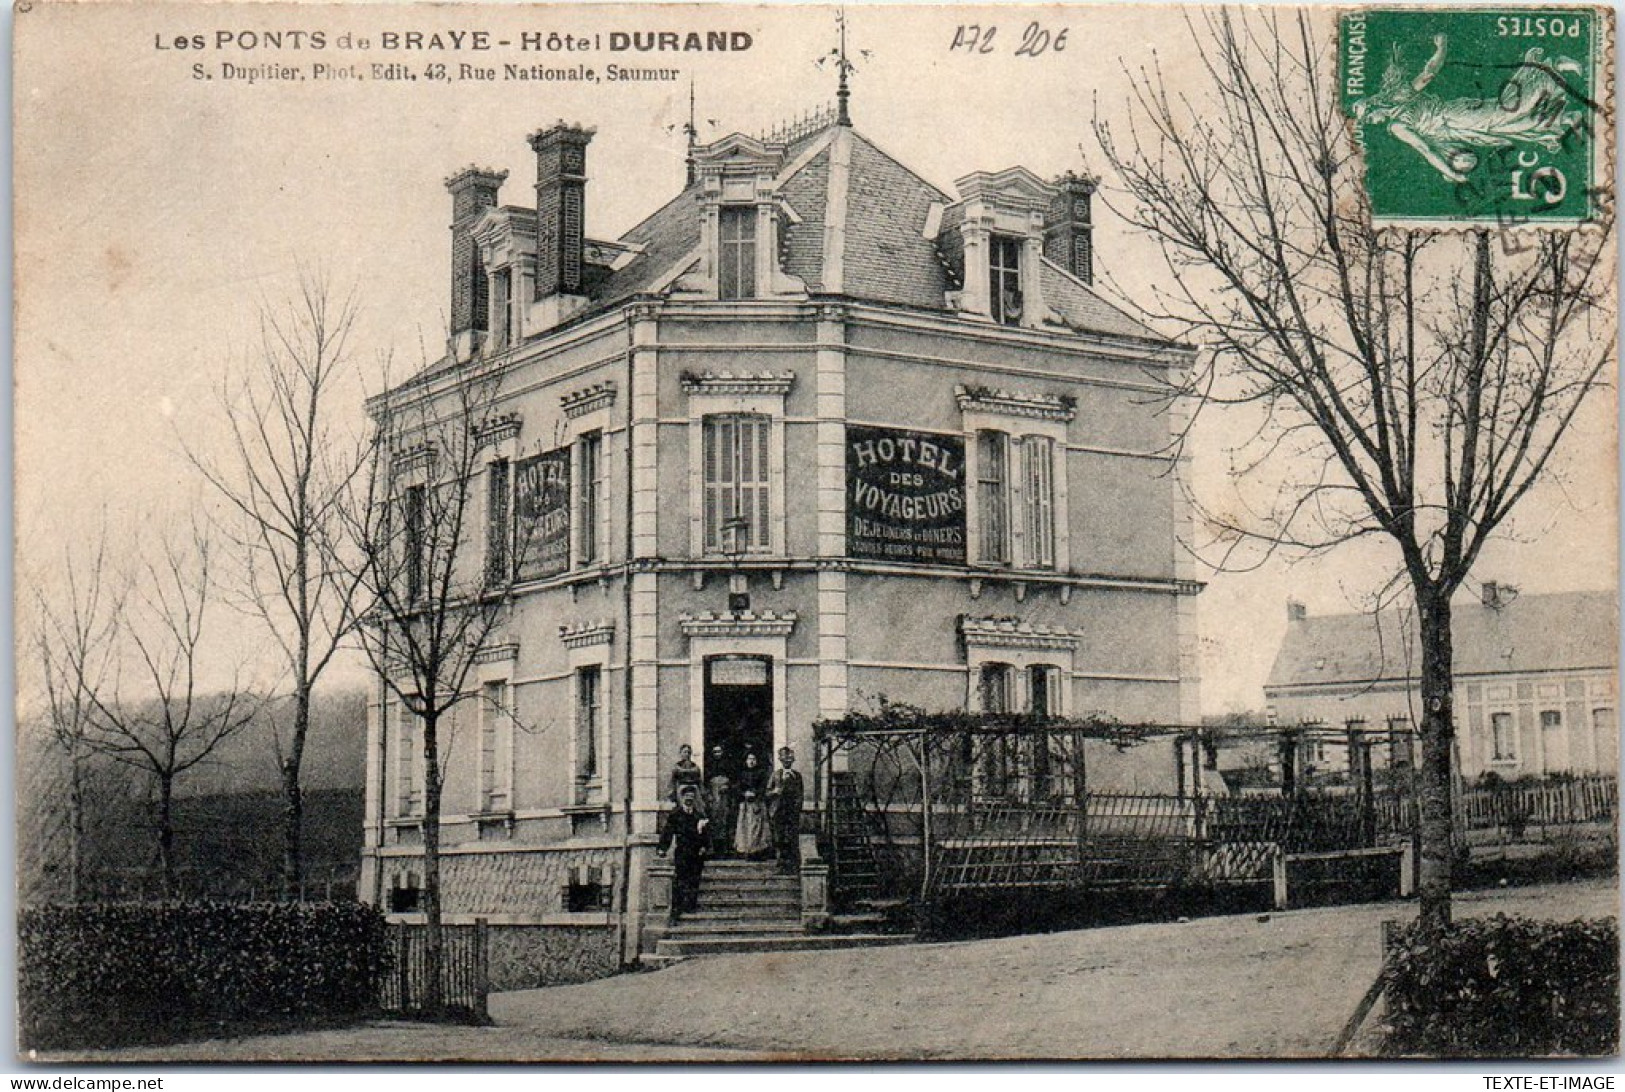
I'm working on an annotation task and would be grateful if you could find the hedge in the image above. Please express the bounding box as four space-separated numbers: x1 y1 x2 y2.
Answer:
1383 914 1619 1057
19 900 389 1050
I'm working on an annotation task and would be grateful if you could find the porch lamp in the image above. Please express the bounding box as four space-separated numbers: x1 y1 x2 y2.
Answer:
721 513 751 612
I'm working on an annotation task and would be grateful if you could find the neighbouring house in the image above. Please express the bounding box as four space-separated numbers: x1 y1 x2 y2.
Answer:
1263 585 1618 781
358 87 1199 979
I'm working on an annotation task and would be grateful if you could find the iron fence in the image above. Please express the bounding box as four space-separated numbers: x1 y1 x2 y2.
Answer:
378 919 490 1019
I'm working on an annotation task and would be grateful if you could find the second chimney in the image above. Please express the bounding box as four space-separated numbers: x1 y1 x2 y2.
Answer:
1045 171 1098 284
1286 600 1307 623
529 122 595 301
445 167 508 344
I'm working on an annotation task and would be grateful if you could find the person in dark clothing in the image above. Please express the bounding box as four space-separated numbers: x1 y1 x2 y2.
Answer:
669 743 704 803
657 785 710 919
767 746 805 873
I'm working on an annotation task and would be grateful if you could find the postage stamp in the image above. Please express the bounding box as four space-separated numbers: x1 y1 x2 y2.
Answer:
1340 8 1606 226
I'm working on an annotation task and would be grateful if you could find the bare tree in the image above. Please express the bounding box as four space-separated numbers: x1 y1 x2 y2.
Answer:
83 529 265 895
349 362 524 1008
1097 10 1614 929
25 527 127 902
188 272 369 899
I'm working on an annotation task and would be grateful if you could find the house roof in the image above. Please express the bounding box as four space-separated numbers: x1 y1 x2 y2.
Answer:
1264 589 1619 691
576 120 1169 344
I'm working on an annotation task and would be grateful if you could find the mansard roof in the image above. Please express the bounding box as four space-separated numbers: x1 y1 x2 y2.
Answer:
576 120 1167 345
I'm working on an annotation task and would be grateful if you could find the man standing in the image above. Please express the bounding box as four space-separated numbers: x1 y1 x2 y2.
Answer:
766 746 805 873
657 785 710 920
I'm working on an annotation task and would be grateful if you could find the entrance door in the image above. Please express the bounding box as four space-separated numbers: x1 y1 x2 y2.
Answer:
704 655 773 783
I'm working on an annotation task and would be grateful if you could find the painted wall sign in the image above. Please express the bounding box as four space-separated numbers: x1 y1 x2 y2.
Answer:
847 424 966 564
514 446 571 580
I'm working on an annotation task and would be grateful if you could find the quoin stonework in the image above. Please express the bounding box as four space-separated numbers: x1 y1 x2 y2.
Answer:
358 94 1201 979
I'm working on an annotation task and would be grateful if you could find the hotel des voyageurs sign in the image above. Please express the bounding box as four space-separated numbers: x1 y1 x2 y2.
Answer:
847 424 966 565
514 446 571 580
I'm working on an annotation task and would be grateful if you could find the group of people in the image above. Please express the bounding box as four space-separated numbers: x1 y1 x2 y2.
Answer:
656 744 804 920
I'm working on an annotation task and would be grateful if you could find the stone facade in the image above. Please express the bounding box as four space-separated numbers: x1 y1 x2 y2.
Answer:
360 110 1200 969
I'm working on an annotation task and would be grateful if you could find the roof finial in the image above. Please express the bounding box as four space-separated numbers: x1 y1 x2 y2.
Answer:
836 9 852 125
684 78 699 186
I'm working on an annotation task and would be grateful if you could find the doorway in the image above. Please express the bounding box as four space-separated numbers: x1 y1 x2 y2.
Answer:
704 654 774 784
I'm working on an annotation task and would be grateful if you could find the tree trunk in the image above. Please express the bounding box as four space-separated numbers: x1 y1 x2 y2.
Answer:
1416 587 1456 931
158 772 177 898
282 686 311 901
67 743 85 904
282 755 304 902
422 710 444 1011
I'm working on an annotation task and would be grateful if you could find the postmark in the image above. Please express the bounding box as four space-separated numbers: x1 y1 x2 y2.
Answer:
1340 7 1606 227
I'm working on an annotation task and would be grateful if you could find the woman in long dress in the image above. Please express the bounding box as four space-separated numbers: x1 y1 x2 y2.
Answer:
706 744 735 857
732 752 771 858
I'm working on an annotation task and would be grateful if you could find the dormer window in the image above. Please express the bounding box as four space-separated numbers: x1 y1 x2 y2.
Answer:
989 235 1023 326
490 268 514 351
718 207 758 300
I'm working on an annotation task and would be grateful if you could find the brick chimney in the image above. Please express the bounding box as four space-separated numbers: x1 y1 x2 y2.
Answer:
1045 171 1098 284
445 167 508 351
528 122 595 301
1286 600 1307 623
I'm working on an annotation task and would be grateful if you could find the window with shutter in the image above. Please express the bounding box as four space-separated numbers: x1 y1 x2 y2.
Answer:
1022 435 1056 569
702 414 772 552
577 431 601 565
485 459 510 585
977 431 1010 564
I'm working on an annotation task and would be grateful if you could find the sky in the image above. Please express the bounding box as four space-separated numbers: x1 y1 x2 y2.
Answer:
13 2 1618 715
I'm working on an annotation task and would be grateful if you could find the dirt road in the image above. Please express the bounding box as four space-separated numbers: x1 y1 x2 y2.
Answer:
56 878 1615 1063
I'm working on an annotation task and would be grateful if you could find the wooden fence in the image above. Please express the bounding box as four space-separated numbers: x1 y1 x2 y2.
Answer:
378 919 490 1019
1455 774 1617 842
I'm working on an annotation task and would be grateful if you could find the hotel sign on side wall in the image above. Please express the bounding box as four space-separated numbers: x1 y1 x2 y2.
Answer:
515 447 571 580
847 425 966 565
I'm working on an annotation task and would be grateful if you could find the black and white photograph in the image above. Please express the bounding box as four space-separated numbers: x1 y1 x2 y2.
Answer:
11 0 1619 1065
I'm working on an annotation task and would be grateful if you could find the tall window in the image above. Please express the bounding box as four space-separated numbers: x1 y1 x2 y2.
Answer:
1022 436 1056 569
577 431 602 565
703 415 771 553
1491 711 1517 762
490 269 513 350
404 484 426 602
393 703 421 817
978 662 1015 797
576 666 602 786
976 431 1010 564
479 681 511 813
989 234 1023 325
718 206 758 300
976 430 1060 569
485 459 510 585
1029 664 1056 798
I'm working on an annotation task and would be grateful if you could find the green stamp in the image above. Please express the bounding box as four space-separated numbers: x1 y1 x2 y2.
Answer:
1340 8 1604 226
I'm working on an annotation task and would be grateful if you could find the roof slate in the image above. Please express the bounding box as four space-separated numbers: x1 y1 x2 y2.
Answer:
559 120 1170 344
839 131 954 309
1264 589 1619 691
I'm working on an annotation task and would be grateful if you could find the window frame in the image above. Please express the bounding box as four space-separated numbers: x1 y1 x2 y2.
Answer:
1490 710 1518 763
718 205 759 300
684 377 791 559
476 679 513 815
403 484 427 603
576 430 604 567
702 413 773 554
988 233 1024 326
963 419 1070 572
576 665 603 788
